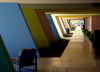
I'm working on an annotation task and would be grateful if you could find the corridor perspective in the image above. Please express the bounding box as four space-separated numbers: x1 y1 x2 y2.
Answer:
37 27 100 72
0 1 100 72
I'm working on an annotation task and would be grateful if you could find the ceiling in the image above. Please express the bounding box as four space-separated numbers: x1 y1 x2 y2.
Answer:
1 0 100 4
20 3 100 20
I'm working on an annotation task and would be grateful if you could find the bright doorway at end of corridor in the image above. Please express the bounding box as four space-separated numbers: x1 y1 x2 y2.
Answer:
70 20 84 29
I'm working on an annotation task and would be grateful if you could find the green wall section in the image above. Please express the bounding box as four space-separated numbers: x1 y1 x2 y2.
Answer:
0 35 15 72
22 9 50 47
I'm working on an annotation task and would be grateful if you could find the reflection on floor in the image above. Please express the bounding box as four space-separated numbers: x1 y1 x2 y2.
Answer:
37 28 100 72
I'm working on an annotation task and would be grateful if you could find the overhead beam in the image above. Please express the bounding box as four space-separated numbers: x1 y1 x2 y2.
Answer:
20 4 100 9
38 9 100 13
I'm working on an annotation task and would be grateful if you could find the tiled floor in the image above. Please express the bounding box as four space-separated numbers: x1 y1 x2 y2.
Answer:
36 27 100 72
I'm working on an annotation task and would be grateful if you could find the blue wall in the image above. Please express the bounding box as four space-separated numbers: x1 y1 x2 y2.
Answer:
0 3 40 57
85 19 87 29
46 14 59 39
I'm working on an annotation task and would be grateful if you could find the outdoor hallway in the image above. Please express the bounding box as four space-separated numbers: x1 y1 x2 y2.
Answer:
36 27 100 72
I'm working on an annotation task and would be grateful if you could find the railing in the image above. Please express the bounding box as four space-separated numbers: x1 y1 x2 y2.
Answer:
10 56 37 72
10 56 19 72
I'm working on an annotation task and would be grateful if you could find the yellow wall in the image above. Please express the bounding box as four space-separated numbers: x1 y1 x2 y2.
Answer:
22 9 50 47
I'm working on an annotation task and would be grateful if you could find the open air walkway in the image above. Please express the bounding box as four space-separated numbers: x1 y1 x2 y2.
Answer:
37 27 100 72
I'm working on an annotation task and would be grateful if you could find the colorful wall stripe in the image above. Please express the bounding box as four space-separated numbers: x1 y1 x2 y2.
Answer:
55 16 65 35
51 15 63 38
64 19 69 28
0 3 39 57
46 14 59 39
37 12 56 42
22 9 50 47
85 19 87 29
62 18 68 29
58 17 66 34
0 35 15 72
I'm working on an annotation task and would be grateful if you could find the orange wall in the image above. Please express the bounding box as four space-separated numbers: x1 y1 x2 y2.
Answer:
56 16 65 35
37 12 56 42
92 16 100 33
